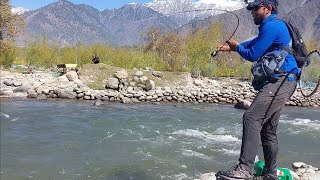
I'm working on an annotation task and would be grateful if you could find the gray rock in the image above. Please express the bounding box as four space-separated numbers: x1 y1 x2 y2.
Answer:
134 71 144 77
133 76 140 82
105 91 119 97
152 71 163 78
37 94 47 100
54 89 77 99
143 80 155 91
306 168 316 174
115 69 128 79
309 171 320 180
194 79 202 86
200 172 216 180
57 75 69 82
4 80 14 86
106 78 119 90
140 76 148 82
218 97 227 102
297 168 306 173
121 97 132 104
131 98 140 103
66 71 78 81
290 170 300 180
13 83 31 93
84 96 91 100
77 93 84 98
13 81 22 87
102 96 109 101
234 100 252 110
94 100 104 106
145 96 153 101
74 79 84 88
12 92 28 98
293 162 307 169
0 89 5 96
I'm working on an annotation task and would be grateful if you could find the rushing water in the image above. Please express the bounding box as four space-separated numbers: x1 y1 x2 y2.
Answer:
1 99 319 180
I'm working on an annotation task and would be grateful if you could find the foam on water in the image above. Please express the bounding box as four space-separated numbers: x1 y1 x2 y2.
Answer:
280 118 320 131
181 149 212 160
0 112 10 118
218 148 240 156
169 129 240 143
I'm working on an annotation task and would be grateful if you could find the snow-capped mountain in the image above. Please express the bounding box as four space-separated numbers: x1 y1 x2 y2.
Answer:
12 7 30 15
145 0 245 25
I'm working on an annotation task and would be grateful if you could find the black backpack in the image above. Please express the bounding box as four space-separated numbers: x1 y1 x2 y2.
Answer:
280 20 309 68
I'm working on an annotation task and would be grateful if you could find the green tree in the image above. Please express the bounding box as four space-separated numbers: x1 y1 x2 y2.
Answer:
0 0 24 67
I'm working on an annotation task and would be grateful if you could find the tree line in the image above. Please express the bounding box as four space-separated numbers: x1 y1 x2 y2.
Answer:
1 0 318 78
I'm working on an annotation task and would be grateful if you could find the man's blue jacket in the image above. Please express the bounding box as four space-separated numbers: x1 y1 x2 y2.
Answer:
236 14 299 78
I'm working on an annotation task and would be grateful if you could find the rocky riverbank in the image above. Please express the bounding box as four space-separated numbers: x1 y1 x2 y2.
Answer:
0 66 319 108
197 162 320 180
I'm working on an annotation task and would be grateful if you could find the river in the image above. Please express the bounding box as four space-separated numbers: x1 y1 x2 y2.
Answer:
1 99 319 179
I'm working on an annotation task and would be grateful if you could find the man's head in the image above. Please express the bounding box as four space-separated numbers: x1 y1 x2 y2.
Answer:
246 0 278 25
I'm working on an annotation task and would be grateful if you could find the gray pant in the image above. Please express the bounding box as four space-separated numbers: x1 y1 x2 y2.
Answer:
239 76 297 176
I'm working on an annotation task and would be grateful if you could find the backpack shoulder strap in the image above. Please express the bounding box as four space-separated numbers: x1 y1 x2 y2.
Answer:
269 18 294 54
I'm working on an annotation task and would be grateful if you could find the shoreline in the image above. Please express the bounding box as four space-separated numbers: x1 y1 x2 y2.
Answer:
1 66 319 109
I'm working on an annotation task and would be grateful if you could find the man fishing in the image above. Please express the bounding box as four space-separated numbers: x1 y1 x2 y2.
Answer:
216 0 299 179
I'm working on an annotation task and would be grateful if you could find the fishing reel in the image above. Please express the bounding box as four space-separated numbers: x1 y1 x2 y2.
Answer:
211 51 219 58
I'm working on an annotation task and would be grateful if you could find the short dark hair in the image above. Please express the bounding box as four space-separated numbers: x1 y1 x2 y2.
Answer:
262 3 278 14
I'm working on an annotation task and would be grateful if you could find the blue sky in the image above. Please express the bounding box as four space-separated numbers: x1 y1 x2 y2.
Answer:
11 0 152 10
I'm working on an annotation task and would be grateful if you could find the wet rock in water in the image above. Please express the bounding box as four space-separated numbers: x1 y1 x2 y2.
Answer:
94 99 104 106
27 90 38 98
131 98 140 103
37 94 47 100
121 97 132 104
106 78 119 90
115 69 128 79
199 172 216 180
234 100 252 110
66 71 78 81
293 162 307 169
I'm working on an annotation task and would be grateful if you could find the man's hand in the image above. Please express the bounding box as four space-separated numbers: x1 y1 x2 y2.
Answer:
226 39 240 51
218 45 231 52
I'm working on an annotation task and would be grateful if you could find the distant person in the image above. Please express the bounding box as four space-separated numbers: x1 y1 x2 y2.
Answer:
92 54 100 64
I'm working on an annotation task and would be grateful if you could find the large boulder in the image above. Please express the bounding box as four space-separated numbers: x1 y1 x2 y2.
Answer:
66 71 78 81
13 83 31 93
115 69 128 79
106 78 119 90
54 89 77 99
57 75 69 82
